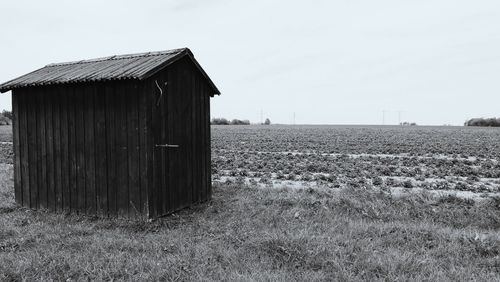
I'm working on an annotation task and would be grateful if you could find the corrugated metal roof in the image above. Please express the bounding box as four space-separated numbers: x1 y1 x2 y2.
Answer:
0 48 220 94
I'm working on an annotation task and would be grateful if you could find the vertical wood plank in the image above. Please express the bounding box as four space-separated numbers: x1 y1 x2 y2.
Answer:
194 74 201 204
183 67 192 207
146 80 155 217
95 84 108 216
84 85 96 215
167 69 175 213
19 91 30 208
139 81 149 217
12 91 22 205
191 73 197 204
53 88 63 211
150 78 161 217
198 72 204 204
188 74 195 206
176 68 182 211
161 72 169 214
76 87 86 213
183 64 190 208
115 82 129 217
27 90 38 209
61 86 71 212
145 79 155 218
68 87 78 213
173 66 182 211
46 89 55 211
176 66 184 210
127 84 141 217
206 82 212 199
200 80 207 202
37 91 47 209
105 84 117 217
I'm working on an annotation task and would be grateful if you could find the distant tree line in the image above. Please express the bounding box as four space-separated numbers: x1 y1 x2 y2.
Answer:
0 110 12 125
400 122 417 126
464 118 500 127
211 117 272 125
211 118 250 125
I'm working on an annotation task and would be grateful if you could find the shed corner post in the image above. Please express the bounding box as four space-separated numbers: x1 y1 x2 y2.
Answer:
12 90 23 206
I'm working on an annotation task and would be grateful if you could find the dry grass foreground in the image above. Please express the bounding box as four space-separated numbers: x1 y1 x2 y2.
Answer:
0 164 499 281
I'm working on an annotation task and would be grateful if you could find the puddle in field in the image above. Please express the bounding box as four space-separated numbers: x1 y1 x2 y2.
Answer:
216 170 500 191
215 176 324 190
213 175 500 200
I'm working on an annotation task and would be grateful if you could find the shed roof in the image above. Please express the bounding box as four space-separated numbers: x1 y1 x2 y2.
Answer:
0 48 220 94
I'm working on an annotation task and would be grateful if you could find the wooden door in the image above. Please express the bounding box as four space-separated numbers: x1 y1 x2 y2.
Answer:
153 71 191 215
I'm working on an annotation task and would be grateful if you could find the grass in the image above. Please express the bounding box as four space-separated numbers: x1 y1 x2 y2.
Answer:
0 125 12 142
0 165 499 281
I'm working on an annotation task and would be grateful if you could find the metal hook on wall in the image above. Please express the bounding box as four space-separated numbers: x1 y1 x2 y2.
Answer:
155 80 168 106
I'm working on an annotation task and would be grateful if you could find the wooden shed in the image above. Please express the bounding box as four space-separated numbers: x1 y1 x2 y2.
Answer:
0 48 220 218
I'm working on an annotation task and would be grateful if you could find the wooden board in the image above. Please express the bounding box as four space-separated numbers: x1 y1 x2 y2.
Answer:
60 87 71 212
12 91 22 205
84 85 96 215
151 78 161 217
200 78 207 202
195 72 202 203
205 80 212 198
145 79 155 217
75 87 86 213
45 89 55 211
19 91 30 208
68 87 78 213
166 68 176 212
139 82 149 216
188 74 195 206
27 90 38 209
53 89 63 211
105 84 117 216
115 82 129 217
94 84 108 216
37 90 47 209
162 71 169 214
127 84 141 217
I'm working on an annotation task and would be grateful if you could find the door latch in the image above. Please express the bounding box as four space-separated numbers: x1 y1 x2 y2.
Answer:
155 144 180 148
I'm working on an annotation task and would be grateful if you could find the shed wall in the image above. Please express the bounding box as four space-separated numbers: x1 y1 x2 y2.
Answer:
11 57 213 218
146 57 212 217
12 81 149 217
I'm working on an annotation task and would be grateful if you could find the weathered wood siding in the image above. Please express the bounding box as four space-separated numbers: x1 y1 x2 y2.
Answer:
147 57 212 217
12 80 150 217
12 57 213 218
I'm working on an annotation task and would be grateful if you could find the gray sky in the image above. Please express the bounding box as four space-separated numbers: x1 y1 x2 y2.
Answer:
1 0 499 125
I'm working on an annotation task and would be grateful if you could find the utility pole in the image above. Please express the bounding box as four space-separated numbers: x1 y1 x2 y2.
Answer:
260 109 263 125
293 112 296 125
382 110 387 125
398 111 403 125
